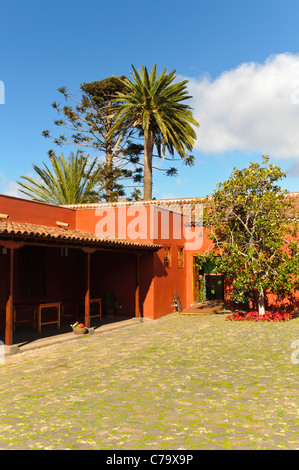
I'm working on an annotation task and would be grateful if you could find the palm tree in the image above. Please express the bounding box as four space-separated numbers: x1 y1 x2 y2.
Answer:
18 151 104 205
108 65 199 200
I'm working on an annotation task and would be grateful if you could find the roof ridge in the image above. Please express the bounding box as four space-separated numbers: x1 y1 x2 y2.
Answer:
62 196 203 209
62 192 299 209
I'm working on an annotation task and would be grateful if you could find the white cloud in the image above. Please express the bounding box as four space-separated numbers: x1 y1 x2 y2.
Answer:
0 173 21 197
288 159 299 176
0 171 36 198
186 53 299 160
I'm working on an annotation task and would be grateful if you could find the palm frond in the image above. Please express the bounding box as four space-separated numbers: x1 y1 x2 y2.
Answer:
107 64 199 199
18 151 104 205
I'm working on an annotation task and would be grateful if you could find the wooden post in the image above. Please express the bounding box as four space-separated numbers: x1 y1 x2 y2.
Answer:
82 248 96 328
5 248 14 346
135 254 140 318
1 242 23 346
85 250 91 328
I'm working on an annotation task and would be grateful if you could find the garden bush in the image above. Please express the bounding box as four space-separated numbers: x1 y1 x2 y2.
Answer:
226 311 293 322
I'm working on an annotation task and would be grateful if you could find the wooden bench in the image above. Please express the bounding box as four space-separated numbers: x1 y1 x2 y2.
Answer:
68 298 102 323
37 302 62 333
13 298 101 333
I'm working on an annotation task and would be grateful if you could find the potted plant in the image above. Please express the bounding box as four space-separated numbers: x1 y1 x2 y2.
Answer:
103 292 121 317
71 321 88 335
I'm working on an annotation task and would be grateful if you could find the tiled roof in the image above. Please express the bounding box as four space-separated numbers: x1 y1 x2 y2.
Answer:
0 221 161 251
62 193 299 217
62 193 299 227
62 197 203 211
63 197 204 220
63 193 299 208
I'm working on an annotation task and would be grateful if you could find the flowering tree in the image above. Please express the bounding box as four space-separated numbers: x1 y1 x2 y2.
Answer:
196 156 299 315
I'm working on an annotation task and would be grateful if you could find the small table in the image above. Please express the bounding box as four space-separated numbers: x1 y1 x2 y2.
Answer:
90 298 102 321
37 302 62 333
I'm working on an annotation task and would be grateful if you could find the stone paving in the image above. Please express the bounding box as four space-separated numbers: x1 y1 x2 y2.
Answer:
0 313 298 450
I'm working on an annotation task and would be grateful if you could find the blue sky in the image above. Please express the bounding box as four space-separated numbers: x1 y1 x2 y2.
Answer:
1 0 299 200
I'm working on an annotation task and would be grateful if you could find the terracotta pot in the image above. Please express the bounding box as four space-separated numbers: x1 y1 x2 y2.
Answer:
73 327 88 335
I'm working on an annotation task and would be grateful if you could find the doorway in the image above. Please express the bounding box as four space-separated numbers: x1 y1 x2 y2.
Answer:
193 257 225 303
193 258 205 303
205 274 224 301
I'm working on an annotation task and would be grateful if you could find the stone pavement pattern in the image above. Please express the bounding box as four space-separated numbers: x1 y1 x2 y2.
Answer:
0 313 298 450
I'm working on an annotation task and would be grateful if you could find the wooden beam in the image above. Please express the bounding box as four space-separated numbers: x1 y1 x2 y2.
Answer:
84 250 91 328
5 248 14 346
0 241 24 250
135 254 140 318
81 247 97 254
0 239 160 254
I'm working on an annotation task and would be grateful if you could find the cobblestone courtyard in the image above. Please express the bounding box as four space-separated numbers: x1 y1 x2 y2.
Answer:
0 313 298 450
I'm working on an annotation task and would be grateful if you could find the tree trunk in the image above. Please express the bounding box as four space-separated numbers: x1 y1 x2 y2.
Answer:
105 149 114 201
144 130 153 200
105 103 114 201
258 288 265 315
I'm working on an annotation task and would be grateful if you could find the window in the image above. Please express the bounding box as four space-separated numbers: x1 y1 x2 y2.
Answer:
164 246 171 268
177 247 184 268
60 247 69 257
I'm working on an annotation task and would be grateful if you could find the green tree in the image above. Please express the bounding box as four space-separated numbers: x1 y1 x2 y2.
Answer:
108 65 199 200
195 156 299 315
18 151 103 205
42 77 143 201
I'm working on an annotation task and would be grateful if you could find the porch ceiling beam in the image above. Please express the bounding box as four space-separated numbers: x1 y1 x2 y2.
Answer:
81 247 97 254
0 241 24 249
0 238 159 254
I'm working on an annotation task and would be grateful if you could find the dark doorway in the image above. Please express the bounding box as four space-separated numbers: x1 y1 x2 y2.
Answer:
193 258 205 303
205 274 224 301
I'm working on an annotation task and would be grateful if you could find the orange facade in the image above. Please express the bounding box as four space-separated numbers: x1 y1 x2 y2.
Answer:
0 193 298 347
74 203 204 318
0 195 205 345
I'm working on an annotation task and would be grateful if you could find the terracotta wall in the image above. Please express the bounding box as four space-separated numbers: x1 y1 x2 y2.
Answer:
45 247 85 302
75 205 202 318
90 250 136 317
0 195 76 228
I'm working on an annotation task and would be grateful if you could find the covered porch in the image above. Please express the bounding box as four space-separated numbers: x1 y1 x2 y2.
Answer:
0 219 161 353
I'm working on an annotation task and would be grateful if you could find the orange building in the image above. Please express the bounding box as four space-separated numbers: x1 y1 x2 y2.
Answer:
0 193 298 352
0 195 207 350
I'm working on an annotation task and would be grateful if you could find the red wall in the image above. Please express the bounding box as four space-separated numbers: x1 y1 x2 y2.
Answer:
74 205 207 318
0 195 76 228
